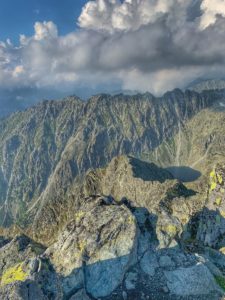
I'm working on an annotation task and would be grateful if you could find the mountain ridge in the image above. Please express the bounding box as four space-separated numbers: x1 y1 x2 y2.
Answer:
0 88 225 228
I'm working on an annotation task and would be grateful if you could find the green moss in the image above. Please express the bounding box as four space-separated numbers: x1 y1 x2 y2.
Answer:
215 275 225 291
1 263 28 286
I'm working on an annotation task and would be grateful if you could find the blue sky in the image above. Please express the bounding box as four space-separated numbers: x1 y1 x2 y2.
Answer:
0 0 225 116
0 0 87 43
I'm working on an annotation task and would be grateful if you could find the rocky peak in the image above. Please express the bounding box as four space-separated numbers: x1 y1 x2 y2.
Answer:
1 158 225 299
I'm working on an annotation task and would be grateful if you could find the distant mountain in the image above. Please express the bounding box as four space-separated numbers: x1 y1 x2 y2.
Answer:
0 88 224 229
188 79 225 93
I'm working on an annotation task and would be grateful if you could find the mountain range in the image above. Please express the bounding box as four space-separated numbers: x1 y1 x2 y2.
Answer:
1 82 225 299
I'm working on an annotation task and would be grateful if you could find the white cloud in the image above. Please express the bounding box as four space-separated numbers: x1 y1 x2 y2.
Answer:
34 21 58 40
200 0 225 29
1 0 225 99
78 0 175 33
120 67 204 94
12 65 25 77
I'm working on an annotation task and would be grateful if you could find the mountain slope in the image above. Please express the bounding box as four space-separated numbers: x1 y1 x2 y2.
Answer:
0 97 84 225
0 89 224 227
143 100 225 187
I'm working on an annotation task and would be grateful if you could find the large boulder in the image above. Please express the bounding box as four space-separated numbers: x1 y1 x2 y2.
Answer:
164 263 221 297
46 196 137 298
190 165 225 249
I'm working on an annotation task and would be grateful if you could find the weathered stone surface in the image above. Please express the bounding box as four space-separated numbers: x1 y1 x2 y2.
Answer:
46 197 137 298
159 255 175 268
0 235 45 277
195 165 225 248
164 263 220 296
140 251 159 277
125 271 138 290
0 281 47 300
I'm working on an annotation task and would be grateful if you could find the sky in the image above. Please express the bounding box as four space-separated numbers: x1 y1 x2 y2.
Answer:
0 0 87 43
1 0 225 109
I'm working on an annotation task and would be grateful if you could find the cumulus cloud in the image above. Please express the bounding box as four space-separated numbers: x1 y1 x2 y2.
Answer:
200 0 225 29
1 0 225 101
78 0 175 33
34 21 58 40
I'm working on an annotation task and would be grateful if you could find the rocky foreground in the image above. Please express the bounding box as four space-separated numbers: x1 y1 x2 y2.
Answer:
1 156 225 299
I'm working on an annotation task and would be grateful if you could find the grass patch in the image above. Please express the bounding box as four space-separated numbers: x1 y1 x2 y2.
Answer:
215 275 225 291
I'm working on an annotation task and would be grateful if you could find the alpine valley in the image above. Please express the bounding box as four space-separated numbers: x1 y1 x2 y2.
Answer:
1 81 225 300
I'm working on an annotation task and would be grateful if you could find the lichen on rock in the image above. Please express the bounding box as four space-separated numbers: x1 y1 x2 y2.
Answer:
1 263 28 286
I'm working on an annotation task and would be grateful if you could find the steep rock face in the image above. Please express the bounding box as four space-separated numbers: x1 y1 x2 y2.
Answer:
83 156 175 207
34 90 220 226
30 155 205 247
83 156 204 249
0 97 84 226
192 165 225 249
30 155 175 244
0 89 223 227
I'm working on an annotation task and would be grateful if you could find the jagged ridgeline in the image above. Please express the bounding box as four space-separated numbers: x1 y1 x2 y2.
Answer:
1 87 225 300
0 89 225 229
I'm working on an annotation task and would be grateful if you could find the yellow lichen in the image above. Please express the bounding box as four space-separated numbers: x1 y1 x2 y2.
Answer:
74 211 85 222
162 224 177 235
181 216 189 225
1 263 28 286
210 182 217 191
220 211 225 218
210 170 216 178
77 240 86 253
217 174 223 184
215 197 222 206
220 188 225 193
127 215 135 224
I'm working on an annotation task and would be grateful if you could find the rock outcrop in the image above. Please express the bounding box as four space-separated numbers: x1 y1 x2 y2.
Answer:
0 157 225 299
46 196 137 298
